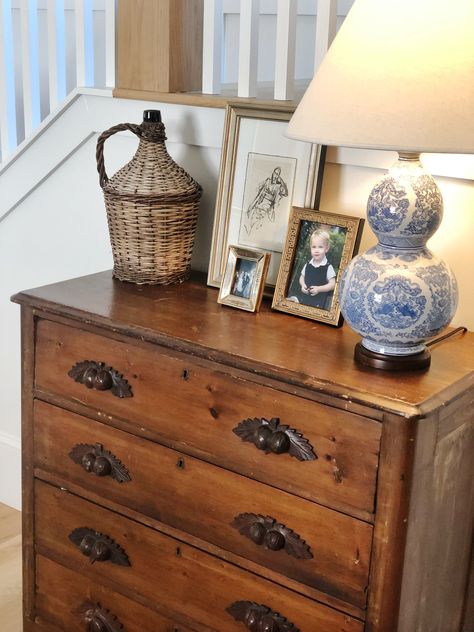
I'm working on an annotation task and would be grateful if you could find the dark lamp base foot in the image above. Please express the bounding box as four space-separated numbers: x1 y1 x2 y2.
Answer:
354 342 431 372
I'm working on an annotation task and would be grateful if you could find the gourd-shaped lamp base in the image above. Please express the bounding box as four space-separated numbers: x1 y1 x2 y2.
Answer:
339 153 458 371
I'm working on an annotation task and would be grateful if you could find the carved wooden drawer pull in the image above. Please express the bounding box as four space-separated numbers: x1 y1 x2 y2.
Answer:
76 601 125 631
231 513 313 560
68 361 132 398
69 443 131 483
69 527 131 566
232 417 317 461
227 601 299 632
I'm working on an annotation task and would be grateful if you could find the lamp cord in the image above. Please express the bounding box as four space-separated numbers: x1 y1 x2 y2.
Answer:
426 326 468 348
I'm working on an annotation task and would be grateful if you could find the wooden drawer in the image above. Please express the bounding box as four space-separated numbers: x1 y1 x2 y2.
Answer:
35 555 198 631
34 400 372 609
35 481 364 632
35 319 381 517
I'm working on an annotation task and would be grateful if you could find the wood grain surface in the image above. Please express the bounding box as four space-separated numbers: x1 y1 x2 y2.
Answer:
34 319 381 517
35 481 364 632
397 391 474 632
34 400 373 609
12 272 474 631
12 271 474 417
35 555 199 632
117 0 203 93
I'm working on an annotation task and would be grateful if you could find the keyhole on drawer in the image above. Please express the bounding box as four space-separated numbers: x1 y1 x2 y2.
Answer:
182 369 189 380
175 546 182 557
209 407 218 419
177 457 185 470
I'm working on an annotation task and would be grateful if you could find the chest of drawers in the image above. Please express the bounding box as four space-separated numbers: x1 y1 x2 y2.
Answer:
13 271 474 631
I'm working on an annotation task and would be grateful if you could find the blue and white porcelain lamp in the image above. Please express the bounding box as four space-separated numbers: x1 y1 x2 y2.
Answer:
287 0 474 370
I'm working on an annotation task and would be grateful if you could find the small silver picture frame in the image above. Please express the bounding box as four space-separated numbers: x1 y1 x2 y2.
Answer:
218 245 271 313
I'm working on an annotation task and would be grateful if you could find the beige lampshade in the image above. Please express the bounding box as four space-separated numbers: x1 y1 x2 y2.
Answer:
288 0 474 153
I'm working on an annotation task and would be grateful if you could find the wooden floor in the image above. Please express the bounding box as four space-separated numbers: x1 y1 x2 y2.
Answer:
0 503 22 632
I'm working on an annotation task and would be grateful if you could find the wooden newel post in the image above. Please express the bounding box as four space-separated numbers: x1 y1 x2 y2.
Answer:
116 0 203 95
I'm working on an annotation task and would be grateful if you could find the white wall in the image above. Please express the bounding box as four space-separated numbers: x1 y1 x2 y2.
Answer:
1 91 473 509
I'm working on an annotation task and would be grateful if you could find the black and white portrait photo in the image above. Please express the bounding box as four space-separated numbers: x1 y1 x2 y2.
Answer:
217 245 271 313
231 258 257 299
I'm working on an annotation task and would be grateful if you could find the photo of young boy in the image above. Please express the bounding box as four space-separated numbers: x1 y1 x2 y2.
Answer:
287 221 347 312
298 229 336 308
272 207 364 326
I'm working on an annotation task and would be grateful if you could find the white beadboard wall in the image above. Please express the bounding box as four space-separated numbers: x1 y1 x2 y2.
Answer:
0 91 473 509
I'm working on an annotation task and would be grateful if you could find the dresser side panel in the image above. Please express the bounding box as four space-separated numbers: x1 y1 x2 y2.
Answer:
366 414 417 632
398 389 474 632
462 544 474 632
20 307 36 624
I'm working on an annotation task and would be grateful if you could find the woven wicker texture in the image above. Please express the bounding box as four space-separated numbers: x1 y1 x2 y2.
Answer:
96 118 202 285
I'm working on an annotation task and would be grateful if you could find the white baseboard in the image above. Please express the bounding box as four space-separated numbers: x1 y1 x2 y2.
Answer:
0 431 21 510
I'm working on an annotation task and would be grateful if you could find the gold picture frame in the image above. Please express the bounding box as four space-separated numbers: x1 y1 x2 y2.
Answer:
208 102 326 292
272 207 364 326
217 245 271 313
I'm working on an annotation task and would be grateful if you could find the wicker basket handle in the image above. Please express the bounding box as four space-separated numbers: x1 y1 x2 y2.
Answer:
96 123 143 189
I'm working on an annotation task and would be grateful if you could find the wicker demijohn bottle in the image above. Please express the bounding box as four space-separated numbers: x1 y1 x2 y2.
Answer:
96 110 202 285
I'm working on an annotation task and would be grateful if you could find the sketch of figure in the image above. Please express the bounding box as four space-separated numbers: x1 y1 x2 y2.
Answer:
243 167 288 236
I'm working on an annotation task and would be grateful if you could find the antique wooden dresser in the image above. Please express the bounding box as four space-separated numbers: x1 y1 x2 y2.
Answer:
13 271 474 632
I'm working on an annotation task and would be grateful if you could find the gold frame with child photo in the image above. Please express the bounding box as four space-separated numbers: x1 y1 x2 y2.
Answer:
272 207 364 326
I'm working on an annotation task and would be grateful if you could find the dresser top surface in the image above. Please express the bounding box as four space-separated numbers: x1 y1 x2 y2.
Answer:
13 270 474 417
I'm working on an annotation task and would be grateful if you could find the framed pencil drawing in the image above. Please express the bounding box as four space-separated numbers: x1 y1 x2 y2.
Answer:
239 152 296 252
217 245 271 313
208 103 326 292
272 207 364 326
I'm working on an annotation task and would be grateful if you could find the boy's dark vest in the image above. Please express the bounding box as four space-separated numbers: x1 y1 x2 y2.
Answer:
303 261 332 308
